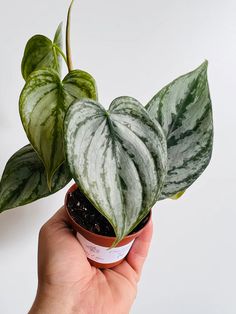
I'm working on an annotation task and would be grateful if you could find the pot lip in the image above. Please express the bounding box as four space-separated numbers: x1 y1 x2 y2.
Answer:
64 183 152 242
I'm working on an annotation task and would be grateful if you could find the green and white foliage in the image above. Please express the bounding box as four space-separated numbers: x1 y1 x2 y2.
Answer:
146 61 213 199
64 97 167 243
0 145 71 213
0 0 214 247
19 69 97 189
21 23 64 80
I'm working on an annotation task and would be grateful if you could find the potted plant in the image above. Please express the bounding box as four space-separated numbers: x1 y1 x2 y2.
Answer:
0 1 213 268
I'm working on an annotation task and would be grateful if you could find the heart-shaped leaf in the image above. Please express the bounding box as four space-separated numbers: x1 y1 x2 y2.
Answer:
0 145 71 213
64 97 167 244
21 23 64 80
146 61 213 199
19 68 97 189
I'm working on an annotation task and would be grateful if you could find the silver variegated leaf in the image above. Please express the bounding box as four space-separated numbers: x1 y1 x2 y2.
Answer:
0 145 71 213
21 23 63 80
19 68 97 189
64 97 167 244
146 61 213 199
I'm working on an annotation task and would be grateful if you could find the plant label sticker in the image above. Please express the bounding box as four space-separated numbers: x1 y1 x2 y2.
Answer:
76 233 134 264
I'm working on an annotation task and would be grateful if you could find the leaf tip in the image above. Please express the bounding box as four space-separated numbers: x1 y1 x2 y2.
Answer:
46 174 53 192
58 21 63 28
170 190 186 200
199 60 208 72
110 237 122 248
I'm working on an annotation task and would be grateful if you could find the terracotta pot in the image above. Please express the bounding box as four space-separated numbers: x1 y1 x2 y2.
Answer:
65 183 151 269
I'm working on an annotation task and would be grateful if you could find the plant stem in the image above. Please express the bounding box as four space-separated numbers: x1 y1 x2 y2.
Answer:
53 47 60 73
53 45 70 72
66 0 74 72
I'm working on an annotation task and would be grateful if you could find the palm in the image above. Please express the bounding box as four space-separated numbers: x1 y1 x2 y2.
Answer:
36 207 152 314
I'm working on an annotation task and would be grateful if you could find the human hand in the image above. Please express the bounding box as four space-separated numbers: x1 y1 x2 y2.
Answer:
29 206 153 314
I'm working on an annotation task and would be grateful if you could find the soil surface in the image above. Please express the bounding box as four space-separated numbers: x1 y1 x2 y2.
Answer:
67 187 150 237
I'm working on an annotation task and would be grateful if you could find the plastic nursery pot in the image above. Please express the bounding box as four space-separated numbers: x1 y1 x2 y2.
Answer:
65 183 151 269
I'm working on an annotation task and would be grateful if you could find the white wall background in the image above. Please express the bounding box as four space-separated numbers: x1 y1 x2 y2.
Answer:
0 0 235 313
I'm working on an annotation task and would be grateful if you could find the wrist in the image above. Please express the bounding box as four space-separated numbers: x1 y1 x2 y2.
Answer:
29 284 78 314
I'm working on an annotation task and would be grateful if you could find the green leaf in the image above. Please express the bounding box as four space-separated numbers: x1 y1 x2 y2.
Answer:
146 61 213 200
0 145 71 213
53 22 64 76
21 23 64 80
64 97 167 244
19 68 97 189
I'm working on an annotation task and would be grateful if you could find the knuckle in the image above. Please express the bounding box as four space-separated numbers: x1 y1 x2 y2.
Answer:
39 222 49 238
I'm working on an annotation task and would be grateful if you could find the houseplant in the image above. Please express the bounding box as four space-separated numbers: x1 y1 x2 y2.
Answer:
0 1 213 268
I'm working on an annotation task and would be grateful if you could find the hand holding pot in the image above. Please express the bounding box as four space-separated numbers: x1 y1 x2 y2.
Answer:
29 206 153 314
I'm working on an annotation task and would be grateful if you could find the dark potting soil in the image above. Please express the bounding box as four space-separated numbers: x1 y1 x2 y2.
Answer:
67 187 150 237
